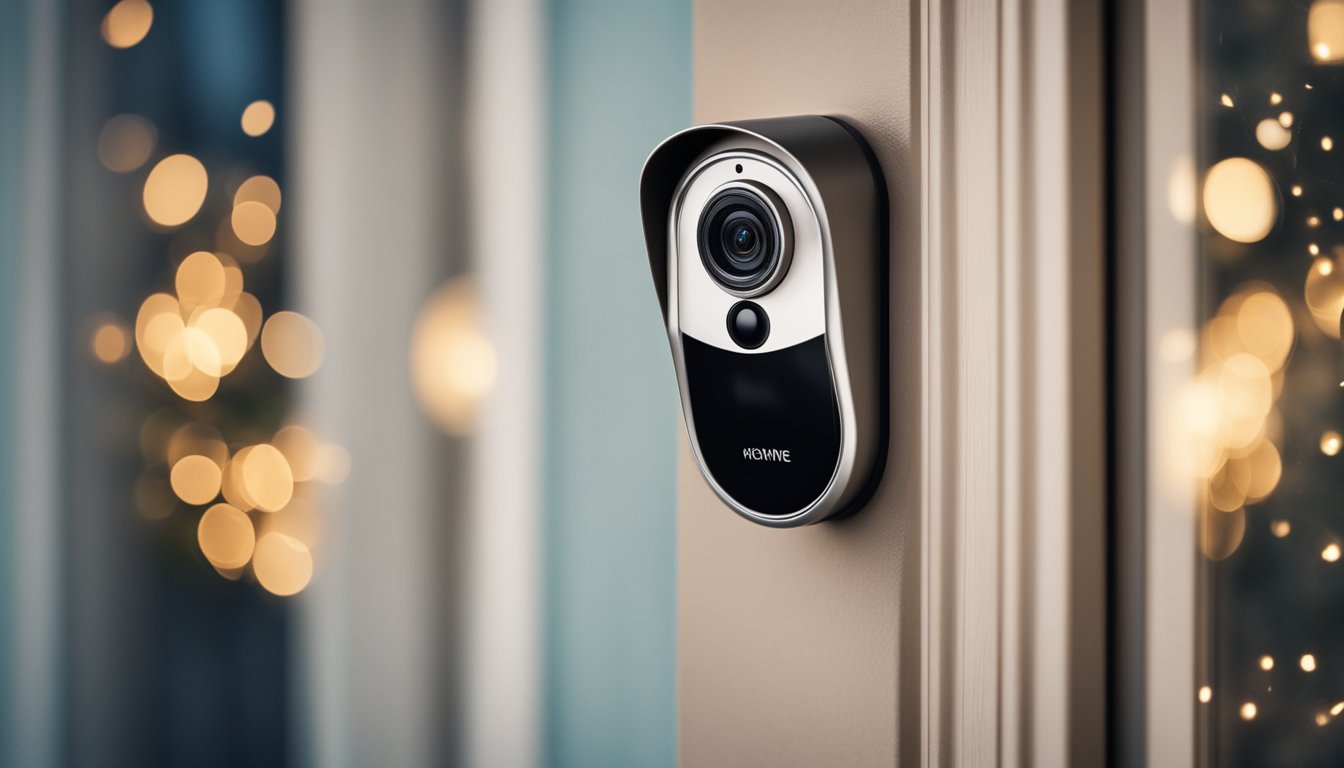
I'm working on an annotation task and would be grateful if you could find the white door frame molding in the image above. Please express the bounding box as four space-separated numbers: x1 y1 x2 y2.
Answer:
921 0 1106 764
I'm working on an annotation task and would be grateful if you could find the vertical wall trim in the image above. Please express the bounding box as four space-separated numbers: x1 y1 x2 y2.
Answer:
9 0 63 765
463 0 544 765
922 0 1107 764
1141 1 1198 764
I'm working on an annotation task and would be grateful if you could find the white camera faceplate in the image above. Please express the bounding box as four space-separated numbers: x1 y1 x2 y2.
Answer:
673 149 826 354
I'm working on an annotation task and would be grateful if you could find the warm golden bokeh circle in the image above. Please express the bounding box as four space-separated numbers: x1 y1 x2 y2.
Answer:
222 447 257 511
91 318 132 363
261 311 325 378
410 278 497 435
252 533 313 596
197 504 255 569
241 100 276 137
242 444 294 513
143 154 208 227
176 251 226 310
135 293 184 377
1255 118 1292 151
101 0 153 48
1202 157 1278 244
234 175 282 213
231 200 277 246
170 454 222 505
1305 254 1344 338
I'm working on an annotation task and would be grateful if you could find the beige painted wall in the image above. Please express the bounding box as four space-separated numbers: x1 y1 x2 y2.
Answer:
679 2 921 765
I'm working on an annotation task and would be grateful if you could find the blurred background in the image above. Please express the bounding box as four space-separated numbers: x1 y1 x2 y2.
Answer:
0 0 688 766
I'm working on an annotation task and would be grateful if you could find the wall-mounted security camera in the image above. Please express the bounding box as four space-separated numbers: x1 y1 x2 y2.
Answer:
640 116 887 527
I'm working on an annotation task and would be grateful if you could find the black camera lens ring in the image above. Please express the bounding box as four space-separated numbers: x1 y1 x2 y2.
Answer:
696 183 793 296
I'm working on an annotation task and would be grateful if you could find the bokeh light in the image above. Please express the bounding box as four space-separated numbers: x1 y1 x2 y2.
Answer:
90 316 132 363
241 444 294 513
252 533 313 596
97 114 156 172
1321 430 1341 456
410 277 498 435
240 100 276 137
261 311 324 378
232 293 264 349
221 447 256 511
101 0 153 49
189 307 248 374
175 251 226 311
231 200 277 246
1305 255 1344 337
1310 0 1344 62
1255 118 1292 151
273 424 319 482
135 292 184 377
1235 291 1294 371
1199 505 1246 561
1202 158 1278 244
169 455 222 505
197 503 255 570
143 154 208 227
234 175 282 213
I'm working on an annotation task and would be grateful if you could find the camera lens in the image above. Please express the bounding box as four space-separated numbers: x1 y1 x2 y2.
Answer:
698 187 790 294
728 220 757 256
